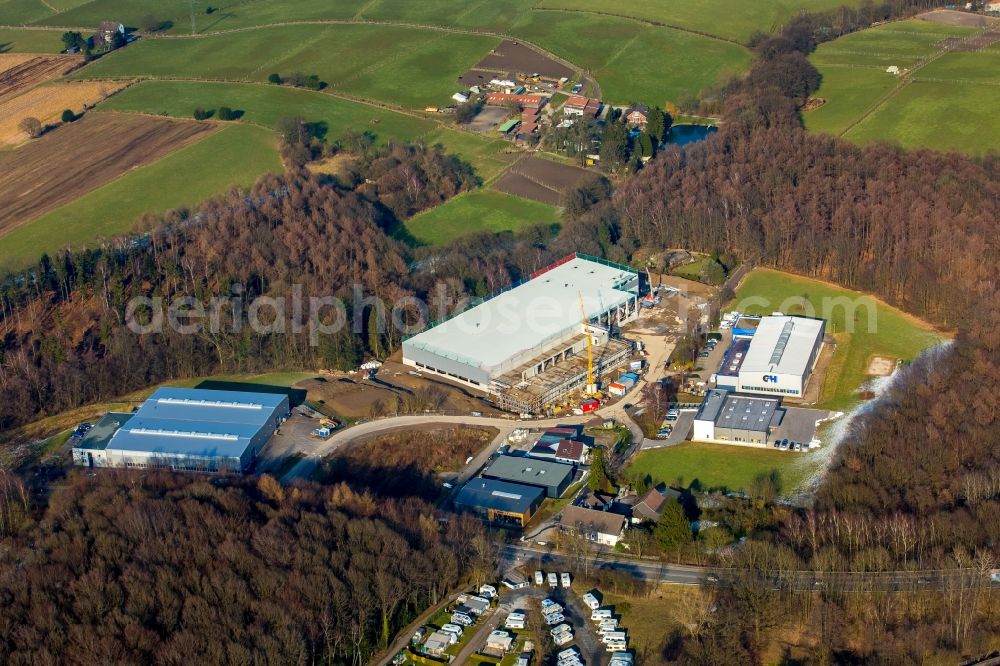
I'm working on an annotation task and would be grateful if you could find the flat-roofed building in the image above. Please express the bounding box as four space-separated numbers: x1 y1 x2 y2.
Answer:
71 387 290 473
482 455 575 498
693 388 784 447
732 316 825 397
402 253 639 413
454 478 545 527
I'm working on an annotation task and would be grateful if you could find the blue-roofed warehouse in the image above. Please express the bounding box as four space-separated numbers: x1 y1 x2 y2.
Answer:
72 387 290 473
454 478 545 528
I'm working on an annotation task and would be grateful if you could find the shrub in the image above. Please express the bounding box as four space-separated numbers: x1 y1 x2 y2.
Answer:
217 106 236 121
60 109 76 123
192 107 212 120
267 73 282 85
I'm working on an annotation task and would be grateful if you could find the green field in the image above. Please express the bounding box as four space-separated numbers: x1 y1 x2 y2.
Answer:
101 80 438 141
733 268 945 410
405 189 560 245
0 27 66 51
100 81 513 181
628 441 817 495
0 0 52 24
0 121 280 273
535 0 861 43
510 10 750 104
806 18 1000 153
74 24 499 109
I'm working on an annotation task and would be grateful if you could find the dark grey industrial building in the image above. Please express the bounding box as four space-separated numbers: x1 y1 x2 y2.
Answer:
481 454 574 498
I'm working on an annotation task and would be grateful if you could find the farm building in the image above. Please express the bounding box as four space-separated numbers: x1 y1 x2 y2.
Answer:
715 315 825 397
402 253 640 413
71 387 289 473
454 478 545 527
559 504 627 546
692 388 784 447
482 455 574 498
486 93 547 108
564 96 602 118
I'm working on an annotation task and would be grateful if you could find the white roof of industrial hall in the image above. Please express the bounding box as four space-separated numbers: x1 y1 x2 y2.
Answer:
106 387 287 458
739 316 824 376
405 255 637 372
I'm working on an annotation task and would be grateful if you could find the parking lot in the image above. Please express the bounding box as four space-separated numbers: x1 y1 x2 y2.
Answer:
642 411 693 449
773 406 831 449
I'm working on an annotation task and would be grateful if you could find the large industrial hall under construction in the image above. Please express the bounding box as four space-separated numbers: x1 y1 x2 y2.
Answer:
402 253 641 414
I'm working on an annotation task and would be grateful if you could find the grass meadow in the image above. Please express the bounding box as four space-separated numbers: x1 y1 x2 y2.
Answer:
73 24 498 108
806 18 1000 153
733 268 945 410
404 189 560 245
627 441 817 496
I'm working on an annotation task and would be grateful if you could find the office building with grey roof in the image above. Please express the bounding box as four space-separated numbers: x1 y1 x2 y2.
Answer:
71 387 290 473
692 388 784 447
481 454 574 498
454 478 545 527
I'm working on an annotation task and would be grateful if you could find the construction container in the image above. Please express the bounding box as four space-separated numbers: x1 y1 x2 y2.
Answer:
607 382 627 396
629 360 644 371
581 399 599 413
621 372 640 382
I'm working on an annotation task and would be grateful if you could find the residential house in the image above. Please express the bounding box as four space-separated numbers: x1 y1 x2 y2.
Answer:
631 487 668 523
560 504 627 546
625 103 649 126
578 492 613 512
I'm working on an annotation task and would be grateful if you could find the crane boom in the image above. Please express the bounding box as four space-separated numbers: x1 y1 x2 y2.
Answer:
579 293 595 391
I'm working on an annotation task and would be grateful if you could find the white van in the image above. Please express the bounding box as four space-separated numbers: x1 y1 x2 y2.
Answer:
451 612 473 626
591 608 614 622
602 631 627 644
534 570 544 586
440 623 464 637
547 572 559 587
581 592 600 610
560 572 571 588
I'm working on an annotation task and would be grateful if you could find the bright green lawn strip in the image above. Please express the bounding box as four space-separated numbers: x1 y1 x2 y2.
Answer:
733 268 944 410
0 27 64 51
628 441 816 495
0 122 280 273
845 79 1000 155
405 189 560 245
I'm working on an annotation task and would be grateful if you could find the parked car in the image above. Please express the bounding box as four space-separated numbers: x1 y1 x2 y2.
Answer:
780 439 789 450
773 439 781 448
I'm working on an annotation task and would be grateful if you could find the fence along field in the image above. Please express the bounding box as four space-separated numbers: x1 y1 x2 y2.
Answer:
805 15 1000 154
0 112 217 235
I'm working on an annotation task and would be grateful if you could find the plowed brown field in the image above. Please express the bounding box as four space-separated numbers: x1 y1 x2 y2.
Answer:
0 81 129 145
0 113 217 234
0 54 82 104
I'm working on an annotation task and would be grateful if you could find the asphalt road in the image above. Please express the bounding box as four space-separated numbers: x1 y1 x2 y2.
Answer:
503 544 998 592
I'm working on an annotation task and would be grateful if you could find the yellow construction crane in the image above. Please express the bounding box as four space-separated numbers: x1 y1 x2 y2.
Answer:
579 293 597 395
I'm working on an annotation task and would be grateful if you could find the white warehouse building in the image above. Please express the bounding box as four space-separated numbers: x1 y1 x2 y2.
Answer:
402 253 640 413
72 387 290 473
716 316 825 398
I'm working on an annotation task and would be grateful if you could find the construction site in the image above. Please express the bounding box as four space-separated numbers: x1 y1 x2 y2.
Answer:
402 253 641 415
